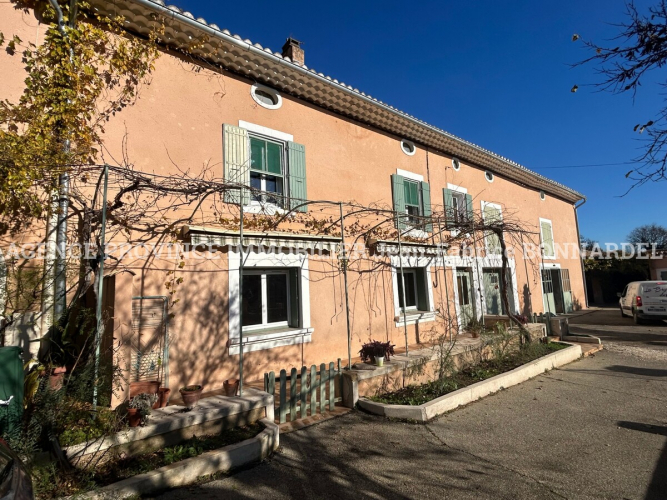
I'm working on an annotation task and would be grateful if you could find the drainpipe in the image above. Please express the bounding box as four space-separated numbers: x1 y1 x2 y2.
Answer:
49 0 72 324
573 198 588 308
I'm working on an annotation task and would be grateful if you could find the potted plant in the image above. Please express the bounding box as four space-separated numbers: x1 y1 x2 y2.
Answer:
359 340 395 366
223 379 239 397
157 387 171 408
179 384 203 409
127 393 158 427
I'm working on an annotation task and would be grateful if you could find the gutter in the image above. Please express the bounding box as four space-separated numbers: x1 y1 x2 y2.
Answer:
573 198 588 308
118 0 584 204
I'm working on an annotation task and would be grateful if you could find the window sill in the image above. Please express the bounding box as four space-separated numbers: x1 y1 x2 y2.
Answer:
243 202 290 216
394 310 436 327
229 326 313 354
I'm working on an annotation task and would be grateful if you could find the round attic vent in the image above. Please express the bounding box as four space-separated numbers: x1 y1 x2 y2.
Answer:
485 171 494 183
452 158 461 171
400 139 416 156
251 84 282 109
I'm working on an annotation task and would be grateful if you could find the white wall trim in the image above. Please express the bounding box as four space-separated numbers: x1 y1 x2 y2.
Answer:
228 249 311 354
239 120 293 142
396 168 424 182
447 183 468 194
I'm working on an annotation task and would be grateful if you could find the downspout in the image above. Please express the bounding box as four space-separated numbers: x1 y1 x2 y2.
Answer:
49 0 72 324
573 198 588 308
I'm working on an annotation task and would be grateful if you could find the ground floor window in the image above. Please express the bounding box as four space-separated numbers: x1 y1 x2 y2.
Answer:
397 267 429 311
242 269 298 330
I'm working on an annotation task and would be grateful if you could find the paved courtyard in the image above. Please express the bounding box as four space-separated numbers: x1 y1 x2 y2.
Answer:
153 309 667 500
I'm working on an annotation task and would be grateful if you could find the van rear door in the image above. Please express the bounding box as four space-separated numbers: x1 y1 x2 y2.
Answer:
641 283 667 315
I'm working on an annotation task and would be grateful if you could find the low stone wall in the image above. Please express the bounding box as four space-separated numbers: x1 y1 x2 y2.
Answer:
357 342 582 422
68 418 279 500
66 388 273 468
342 327 547 408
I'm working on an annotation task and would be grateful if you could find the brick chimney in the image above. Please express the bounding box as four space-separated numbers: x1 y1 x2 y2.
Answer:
281 38 304 65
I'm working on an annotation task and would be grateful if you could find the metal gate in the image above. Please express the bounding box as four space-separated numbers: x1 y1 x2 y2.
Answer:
131 296 169 388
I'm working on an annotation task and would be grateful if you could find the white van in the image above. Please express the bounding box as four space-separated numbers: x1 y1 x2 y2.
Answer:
619 281 667 324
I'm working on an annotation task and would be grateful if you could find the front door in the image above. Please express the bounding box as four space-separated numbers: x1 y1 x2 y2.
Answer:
542 269 556 314
483 269 504 315
456 268 475 327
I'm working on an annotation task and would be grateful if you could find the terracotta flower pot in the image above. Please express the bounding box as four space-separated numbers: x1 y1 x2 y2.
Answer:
157 387 171 408
49 366 67 390
179 385 203 409
127 408 142 427
223 379 239 397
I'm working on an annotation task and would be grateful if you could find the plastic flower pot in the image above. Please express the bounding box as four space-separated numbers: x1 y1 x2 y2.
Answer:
179 385 203 409
127 408 142 427
223 379 239 397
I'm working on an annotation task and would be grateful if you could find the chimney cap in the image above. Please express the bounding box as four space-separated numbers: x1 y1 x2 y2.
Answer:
282 37 302 49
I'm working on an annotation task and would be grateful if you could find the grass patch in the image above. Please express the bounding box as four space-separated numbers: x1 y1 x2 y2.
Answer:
32 423 262 499
370 341 567 406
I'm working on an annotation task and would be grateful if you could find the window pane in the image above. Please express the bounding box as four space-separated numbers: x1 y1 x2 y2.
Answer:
250 173 262 201
250 138 265 171
265 176 283 206
398 271 417 308
406 205 420 225
404 181 419 206
242 275 262 326
266 274 288 323
266 142 282 174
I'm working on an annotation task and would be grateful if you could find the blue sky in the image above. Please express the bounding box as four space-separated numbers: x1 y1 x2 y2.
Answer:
174 0 665 243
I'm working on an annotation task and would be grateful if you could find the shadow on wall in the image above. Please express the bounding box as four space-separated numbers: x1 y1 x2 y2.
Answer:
521 284 532 318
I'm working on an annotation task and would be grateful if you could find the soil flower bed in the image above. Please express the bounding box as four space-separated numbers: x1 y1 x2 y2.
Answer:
32 424 262 499
370 342 566 406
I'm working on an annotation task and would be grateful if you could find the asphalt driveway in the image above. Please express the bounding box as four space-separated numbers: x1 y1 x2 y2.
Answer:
153 309 667 500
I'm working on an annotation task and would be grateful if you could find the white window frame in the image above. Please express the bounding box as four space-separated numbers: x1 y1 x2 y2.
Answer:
390 254 436 327
447 183 468 237
397 268 419 311
539 217 556 259
481 201 503 255
241 269 291 332
239 121 293 215
228 249 312 354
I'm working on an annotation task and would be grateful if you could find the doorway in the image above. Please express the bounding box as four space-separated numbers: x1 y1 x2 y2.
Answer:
542 268 573 314
456 268 476 327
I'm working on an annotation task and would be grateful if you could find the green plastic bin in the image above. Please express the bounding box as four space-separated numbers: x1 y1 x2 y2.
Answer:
0 346 24 437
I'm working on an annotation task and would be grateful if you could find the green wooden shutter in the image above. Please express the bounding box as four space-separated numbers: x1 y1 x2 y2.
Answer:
443 188 454 226
541 221 554 257
223 124 250 205
391 174 406 230
416 268 428 311
288 142 307 212
421 181 432 232
289 268 300 328
465 194 473 222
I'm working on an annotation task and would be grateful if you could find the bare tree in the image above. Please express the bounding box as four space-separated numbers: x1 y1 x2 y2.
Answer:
573 1 667 189
627 223 667 248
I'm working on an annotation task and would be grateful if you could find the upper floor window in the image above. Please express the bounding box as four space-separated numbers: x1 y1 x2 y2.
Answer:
250 136 285 207
391 172 432 232
482 201 503 255
404 180 422 225
223 123 307 212
443 186 472 229
540 218 555 258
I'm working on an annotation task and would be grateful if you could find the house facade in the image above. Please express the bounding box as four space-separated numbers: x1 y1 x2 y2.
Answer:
0 0 587 403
